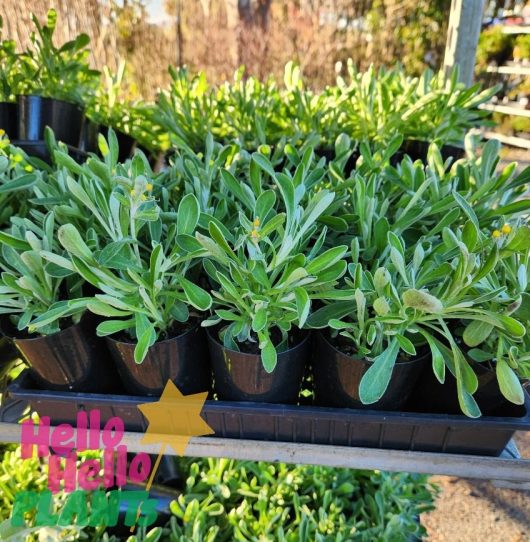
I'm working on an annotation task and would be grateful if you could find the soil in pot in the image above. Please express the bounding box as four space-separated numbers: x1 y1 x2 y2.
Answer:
313 331 427 411
105 322 211 397
17 95 84 147
207 327 309 403
0 102 18 138
1 314 116 392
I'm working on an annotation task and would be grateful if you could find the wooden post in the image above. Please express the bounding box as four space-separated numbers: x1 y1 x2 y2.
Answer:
443 0 485 86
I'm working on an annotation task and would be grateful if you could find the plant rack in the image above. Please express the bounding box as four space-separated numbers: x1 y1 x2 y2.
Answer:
0 391 528 491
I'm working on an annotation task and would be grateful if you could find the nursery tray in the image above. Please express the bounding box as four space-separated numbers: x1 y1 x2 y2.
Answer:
7 372 530 457
11 140 87 164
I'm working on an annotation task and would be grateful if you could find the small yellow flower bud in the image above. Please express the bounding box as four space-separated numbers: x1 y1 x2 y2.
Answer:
130 189 136 197
492 230 501 238
0 129 5 137
251 229 260 239
24 165 33 172
141 194 147 201
253 217 260 227
12 154 23 163
501 224 512 235
146 183 153 191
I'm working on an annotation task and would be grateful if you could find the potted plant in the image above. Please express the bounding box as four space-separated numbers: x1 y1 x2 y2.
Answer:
196 152 352 403
0 16 21 138
476 26 514 68
330 138 530 265
310 229 526 417
514 35 530 63
337 63 496 159
157 67 219 154
433 222 530 415
0 211 113 391
40 157 213 396
15 10 99 146
85 62 165 160
0 144 40 226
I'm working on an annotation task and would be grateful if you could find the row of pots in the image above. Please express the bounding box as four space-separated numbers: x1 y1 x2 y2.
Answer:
0 315 514 415
0 96 137 161
0 97 466 173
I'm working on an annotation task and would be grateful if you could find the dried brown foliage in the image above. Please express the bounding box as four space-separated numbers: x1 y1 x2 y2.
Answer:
2 0 449 97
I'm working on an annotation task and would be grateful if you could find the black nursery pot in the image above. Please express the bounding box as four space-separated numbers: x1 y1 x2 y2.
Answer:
0 102 18 138
313 331 426 411
79 118 100 153
105 324 211 396
0 334 18 364
2 316 114 392
391 139 465 165
414 361 529 416
207 329 309 403
113 129 137 162
315 147 359 175
17 95 84 146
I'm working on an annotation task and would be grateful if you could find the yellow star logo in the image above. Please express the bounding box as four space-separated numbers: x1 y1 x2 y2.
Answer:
131 380 214 531
138 380 214 456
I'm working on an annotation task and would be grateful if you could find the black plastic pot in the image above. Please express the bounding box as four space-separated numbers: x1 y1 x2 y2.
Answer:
112 128 137 162
313 331 427 411
136 144 161 170
391 140 465 165
17 95 84 147
0 335 18 365
80 118 100 153
2 315 114 392
207 329 309 403
10 140 87 165
0 102 18 138
414 361 530 417
105 324 211 396
315 147 359 175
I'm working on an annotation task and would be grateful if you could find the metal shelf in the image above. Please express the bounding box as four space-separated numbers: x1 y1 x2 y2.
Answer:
480 103 530 118
483 130 530 149
0 421 528 484
486 64 530 76
500 25 530 34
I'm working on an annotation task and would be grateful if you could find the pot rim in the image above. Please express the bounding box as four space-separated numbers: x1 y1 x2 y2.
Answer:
105 320 200 347
0 314 88 343
317 329 427 367
206 326 310 359
16 94 84 112
402 138 464 152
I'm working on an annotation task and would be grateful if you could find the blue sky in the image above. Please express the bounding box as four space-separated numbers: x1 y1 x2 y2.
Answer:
145 0 170 24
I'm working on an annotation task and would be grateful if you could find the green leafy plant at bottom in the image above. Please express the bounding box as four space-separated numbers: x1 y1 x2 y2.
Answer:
0 443 437 542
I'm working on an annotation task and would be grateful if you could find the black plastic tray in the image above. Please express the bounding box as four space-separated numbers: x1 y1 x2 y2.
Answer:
8 371 530 456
